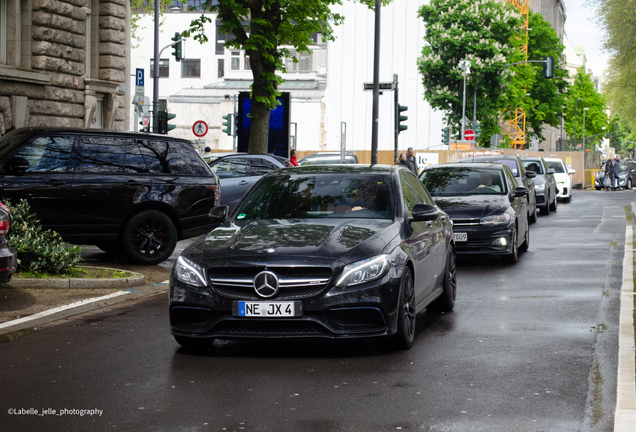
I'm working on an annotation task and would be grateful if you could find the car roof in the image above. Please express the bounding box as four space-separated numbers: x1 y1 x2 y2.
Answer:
424 162 507 170
520 156 543 161
543 157 564 162
12 127 193 143
300 152 357 157
271 164 396 175
460 155 519 160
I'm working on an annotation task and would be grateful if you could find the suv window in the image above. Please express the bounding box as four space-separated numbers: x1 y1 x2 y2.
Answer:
137 140 209 175
400 171 424 217
504 166 517 192
406 173 434 205
211 157 247 178
79 136 127 173
124 141 150 174
12 135 75 172
249 158 278 176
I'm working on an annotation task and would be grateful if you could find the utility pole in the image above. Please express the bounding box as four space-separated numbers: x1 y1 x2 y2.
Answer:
152 0 160 134
458 60 471 139
370 0 381 165
394 74 399 164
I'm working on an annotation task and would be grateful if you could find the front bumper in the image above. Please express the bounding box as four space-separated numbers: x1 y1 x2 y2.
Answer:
169 270 402 341
556 184 569 198
535 191 547 208
452 224 515 256
0 245 17 283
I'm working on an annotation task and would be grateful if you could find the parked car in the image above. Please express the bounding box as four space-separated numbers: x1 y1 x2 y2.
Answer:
594 160 636 190
0 202 17 283
420 163 529 263
170 165 456 350
298 152 359 165
544 157 574 201
521 157 558 215
0 128 219 265
459 155 538 223
207 153 292 211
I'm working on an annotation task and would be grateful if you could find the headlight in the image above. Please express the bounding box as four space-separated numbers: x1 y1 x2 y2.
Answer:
335 254 390 288
620 173 627 179
174 256 208 287
480 213 511 226
534 184 545 192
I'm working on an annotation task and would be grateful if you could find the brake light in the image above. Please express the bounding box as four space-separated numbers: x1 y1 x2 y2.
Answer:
206 186 220 206
0 220 10 235
0 202 10 214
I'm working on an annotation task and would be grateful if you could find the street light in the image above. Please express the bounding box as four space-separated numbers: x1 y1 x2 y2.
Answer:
574 98 582 148
458 60 471 139
582 107 589 189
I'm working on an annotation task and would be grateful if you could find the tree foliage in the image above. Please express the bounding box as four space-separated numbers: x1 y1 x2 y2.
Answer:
563 67 609 149
525 12 569 142
130 0 173 49
417 0 530 146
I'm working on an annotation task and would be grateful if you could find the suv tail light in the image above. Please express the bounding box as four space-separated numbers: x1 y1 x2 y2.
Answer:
0 220 10 235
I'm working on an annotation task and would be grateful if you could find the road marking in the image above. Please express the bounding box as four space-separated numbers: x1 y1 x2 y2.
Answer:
0 291 130 330
614 224 636 430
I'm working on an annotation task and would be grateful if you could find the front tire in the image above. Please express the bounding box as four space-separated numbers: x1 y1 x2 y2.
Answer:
529 204 538 223
429 248 457 312
382 267 416 350
540 196 550 215
519 222 529 252
628 179 633 190
123 210 178 265
549 191 558 212
504 225 519 264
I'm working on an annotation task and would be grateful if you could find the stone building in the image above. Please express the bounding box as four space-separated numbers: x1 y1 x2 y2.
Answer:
0 0 130 137
528 0 566 41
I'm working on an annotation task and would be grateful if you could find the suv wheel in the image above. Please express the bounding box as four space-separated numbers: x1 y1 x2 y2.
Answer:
123 210 177 265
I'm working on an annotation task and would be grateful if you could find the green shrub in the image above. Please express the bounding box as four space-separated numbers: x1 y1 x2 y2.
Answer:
5 199 82 274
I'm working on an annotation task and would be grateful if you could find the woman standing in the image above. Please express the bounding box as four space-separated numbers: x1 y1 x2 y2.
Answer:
396 153 410 168
290 149 299 166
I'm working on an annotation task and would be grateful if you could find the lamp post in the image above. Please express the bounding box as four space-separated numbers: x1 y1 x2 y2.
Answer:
458 60 471 139
574 98 582 149
582 107 589 189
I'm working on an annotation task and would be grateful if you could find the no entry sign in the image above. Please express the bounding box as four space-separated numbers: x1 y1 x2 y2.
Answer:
192 121 208 137
464 129 475 141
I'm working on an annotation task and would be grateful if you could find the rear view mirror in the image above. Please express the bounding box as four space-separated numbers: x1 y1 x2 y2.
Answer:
411 203 439 222
209 205 229 223
568 169 576 175
514 186 528 197
547 168 555 175
4 157 29 174
525 170 537 179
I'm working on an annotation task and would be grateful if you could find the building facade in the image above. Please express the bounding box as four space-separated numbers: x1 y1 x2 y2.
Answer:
0 0 130 137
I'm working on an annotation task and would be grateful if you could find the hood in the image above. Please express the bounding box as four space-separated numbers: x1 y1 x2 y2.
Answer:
533 174 547 186
184 218 397 265
434 195 509 220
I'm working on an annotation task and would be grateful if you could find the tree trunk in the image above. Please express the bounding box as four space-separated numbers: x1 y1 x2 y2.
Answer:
248 97 271 154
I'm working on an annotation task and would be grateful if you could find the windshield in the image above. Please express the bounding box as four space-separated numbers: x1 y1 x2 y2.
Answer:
0 130 35 161
420 168 507 196
236 173 395 220
547 161 565 173
522 160 544 174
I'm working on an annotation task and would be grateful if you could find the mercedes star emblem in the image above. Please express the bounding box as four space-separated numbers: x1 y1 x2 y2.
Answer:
253 271 279 298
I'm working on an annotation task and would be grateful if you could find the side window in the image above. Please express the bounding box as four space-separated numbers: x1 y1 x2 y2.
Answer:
125 141 150 174
79 136 126 173
406 174 434 205
504 166 517 193
249 158 278 176
323 155 340 165
400 171 422 217
211 158 247 178
11 136 75 172
136 140 208 175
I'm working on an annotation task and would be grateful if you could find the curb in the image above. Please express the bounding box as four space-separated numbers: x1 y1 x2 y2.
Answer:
0 281 169 338
5 266 145 289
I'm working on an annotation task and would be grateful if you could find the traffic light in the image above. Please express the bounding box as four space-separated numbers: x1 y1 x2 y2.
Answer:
397 104 408 133
442 127 450 145
138 117 149 132
222 114 233 136
158 110 177 134
171 32 183 62
543 56 554 79
472 120 481 140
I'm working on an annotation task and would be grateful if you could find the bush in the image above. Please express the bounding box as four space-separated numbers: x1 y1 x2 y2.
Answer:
5 199 82 274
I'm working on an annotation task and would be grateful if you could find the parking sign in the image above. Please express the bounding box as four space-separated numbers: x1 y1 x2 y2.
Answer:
136 68 144 86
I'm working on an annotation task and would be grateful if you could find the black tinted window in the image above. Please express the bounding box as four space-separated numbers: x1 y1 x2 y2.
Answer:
79 137 127 173
137 140 209 175
211 158 247 178
124 141 150 173
12 136 75 172
249 158 278 176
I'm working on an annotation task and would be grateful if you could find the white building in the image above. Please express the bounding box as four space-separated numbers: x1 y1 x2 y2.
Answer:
129 0 443 153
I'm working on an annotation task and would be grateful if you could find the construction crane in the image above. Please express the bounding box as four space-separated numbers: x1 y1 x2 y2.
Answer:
502 0 530 149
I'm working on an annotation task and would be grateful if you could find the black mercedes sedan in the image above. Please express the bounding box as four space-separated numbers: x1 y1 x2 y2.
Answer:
170 165 456 350
420 163 529 263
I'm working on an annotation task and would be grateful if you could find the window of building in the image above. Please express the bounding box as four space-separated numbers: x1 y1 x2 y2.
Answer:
285 50 313 73
230 51 240 71
244 55 251 71
181 59 200 78
218 58 224 78
150 59 170 78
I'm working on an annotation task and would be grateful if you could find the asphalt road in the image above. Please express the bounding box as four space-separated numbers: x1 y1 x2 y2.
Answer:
0 190 632 432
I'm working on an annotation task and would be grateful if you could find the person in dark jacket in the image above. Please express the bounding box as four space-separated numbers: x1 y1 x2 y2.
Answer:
407 147 419 176
396 153 410 168
613 154 622 190
604 157 614 190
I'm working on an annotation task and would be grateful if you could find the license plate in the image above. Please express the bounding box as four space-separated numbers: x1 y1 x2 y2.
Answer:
453 232 467 242
237 301 296 317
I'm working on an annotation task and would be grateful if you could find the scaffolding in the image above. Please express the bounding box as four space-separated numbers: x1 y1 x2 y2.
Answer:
502 0 530 149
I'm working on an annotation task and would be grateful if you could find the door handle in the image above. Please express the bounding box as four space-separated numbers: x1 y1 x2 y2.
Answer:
127 179 138 183
239 180 249 185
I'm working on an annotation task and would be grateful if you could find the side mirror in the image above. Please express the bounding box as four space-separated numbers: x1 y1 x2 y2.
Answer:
208 205 229 223
411 203 439 222
568 169 576 175
514 186 528 197
525 170 537 179
4 157 29 174
547 168 555 175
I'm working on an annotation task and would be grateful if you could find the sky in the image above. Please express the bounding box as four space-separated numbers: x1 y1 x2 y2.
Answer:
562 0 609 76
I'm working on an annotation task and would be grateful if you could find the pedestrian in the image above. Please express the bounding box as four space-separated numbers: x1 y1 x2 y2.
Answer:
604 157 614 190
613 154 622 190
204 146 211 154
406 147 419 176
396 153 410 168
290 149 299 166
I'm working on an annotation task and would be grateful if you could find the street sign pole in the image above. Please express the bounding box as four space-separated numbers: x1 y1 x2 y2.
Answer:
152 0 159 134
370 0 381 165
394 74 399 164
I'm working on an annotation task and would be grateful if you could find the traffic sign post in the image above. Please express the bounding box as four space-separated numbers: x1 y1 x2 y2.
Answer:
363 82 394 91
192 120 208 137
135 68 144 97
464 129 476 141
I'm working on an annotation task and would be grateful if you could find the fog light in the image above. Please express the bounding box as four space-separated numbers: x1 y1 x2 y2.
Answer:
491 237 508 246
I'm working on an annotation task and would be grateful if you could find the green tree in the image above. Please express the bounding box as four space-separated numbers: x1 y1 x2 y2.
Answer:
417 0 530 146
525 12 569 143
564 67 609 149
184 0 389 154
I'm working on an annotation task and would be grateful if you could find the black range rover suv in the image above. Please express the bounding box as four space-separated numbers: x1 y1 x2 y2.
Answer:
0 128 219 265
